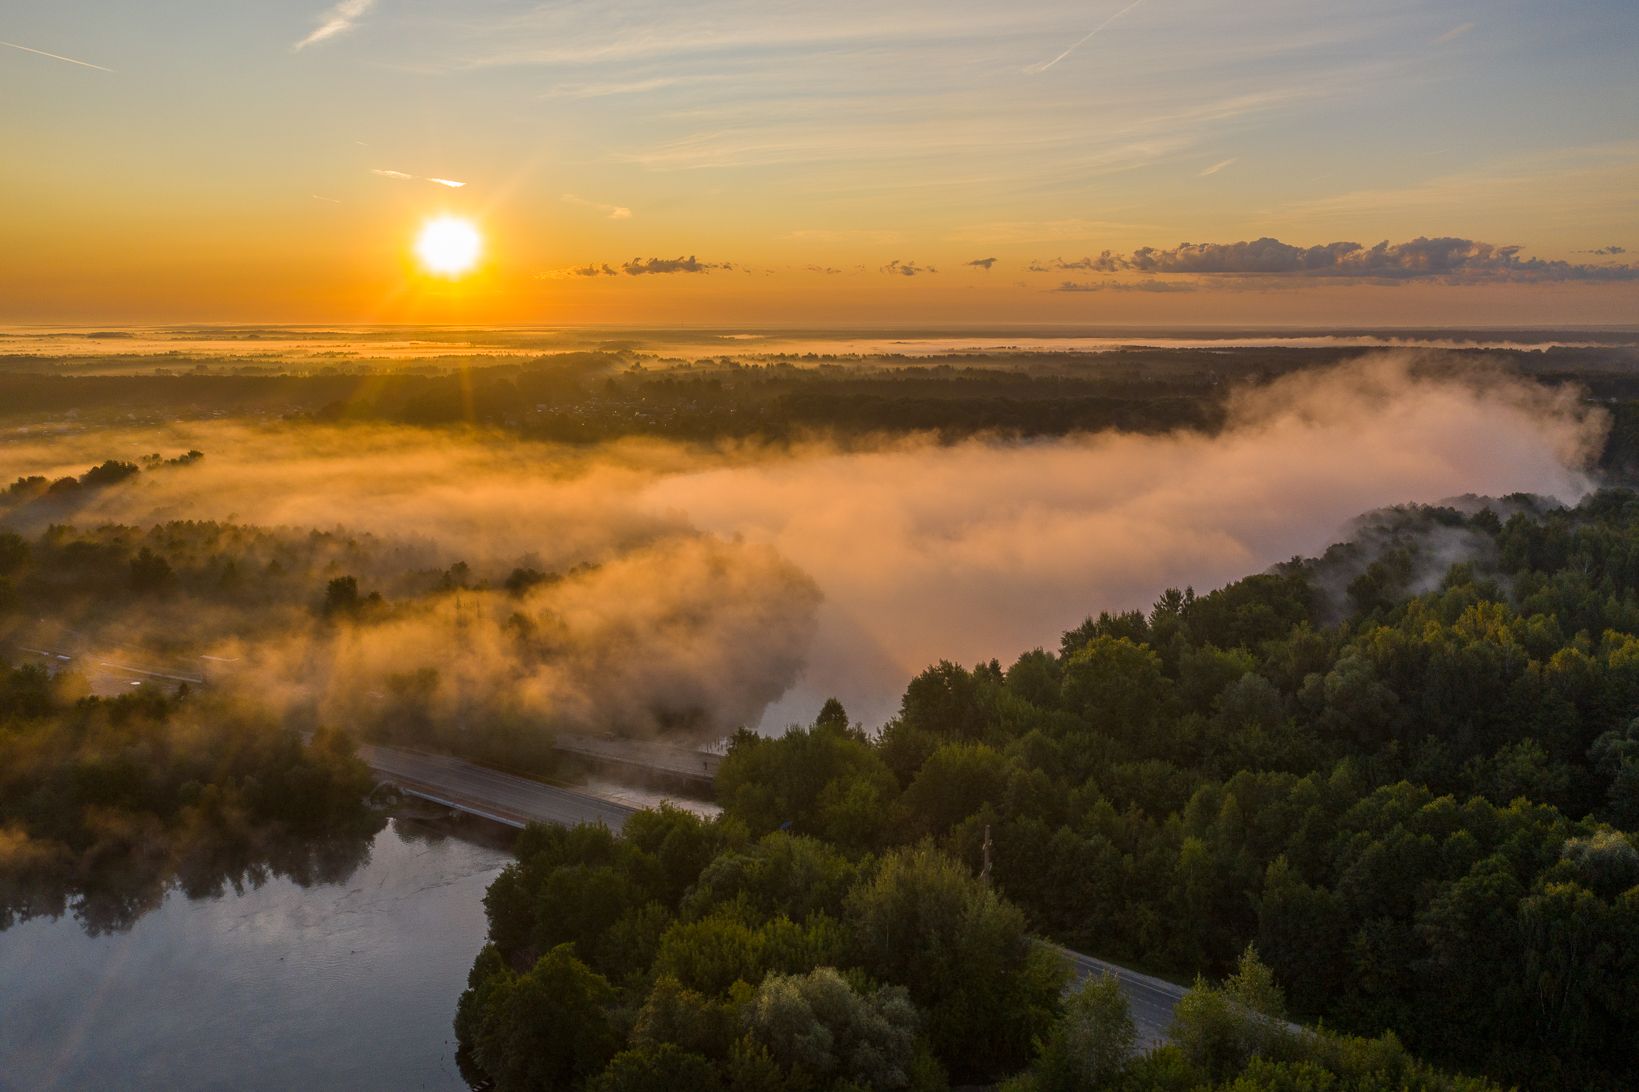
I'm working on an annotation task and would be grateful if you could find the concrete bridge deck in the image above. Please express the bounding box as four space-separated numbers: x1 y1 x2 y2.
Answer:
360 743 639 831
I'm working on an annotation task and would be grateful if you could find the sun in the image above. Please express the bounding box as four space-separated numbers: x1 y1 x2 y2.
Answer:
414 216 482 277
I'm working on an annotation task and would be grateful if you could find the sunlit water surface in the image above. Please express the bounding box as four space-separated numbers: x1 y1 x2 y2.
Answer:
0 820 510 1092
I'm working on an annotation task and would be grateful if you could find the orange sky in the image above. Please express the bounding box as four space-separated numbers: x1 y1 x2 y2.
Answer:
2 0 1636 324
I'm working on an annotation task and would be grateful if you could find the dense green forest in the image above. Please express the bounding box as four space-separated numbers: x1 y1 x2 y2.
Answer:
458 492 1639 1090
456 810 1496 1092
710 494 1639 1088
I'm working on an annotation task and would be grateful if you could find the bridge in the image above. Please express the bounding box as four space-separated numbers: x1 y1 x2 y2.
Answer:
361 742 665 831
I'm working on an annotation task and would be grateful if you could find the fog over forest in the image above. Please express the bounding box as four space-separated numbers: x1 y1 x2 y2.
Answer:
1 351 1607 736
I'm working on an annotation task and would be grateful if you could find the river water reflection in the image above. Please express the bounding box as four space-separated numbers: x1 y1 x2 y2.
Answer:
0 818 511 1091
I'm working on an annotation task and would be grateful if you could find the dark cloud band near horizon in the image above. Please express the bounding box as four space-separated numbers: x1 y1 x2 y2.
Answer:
1029 236 1639 284
543 235 1633 289
548 256 736 278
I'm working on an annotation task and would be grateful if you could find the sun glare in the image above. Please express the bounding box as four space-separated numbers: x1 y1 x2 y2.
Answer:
415 216 482 277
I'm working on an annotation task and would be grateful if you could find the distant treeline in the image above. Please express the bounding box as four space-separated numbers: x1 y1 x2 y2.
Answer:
6 347 1639 464
0 351 1238 437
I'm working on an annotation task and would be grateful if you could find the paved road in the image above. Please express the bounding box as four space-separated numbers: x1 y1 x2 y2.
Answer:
359 743 637 832
1058 947 1188 1049
14 644 204 697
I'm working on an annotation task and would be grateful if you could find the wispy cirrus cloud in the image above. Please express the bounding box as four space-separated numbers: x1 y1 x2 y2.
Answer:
294 0 376 52
563 194 633 220
1433 22 1476 46
430 5 1047 70
786 228 905 245
278 4 1596 277
1265 144 1639 231
947 219 1152 245
1199 157 1236 177
0 38 113 72
371 169 468 188
544 75 729 100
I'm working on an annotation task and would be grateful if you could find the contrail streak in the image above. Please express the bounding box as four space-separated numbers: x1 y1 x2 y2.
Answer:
1024 0 1152 74
0 39 113 73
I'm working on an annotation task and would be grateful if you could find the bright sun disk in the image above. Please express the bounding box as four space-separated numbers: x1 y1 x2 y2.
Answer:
415 216 482 277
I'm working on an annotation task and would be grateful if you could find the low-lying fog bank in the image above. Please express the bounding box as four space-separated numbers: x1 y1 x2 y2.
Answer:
0 353 1607 735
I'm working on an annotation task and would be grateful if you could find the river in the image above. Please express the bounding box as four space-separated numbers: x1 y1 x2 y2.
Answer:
0 818 511 1091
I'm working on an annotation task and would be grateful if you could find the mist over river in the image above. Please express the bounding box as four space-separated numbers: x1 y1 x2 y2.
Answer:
0 819 510 1092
